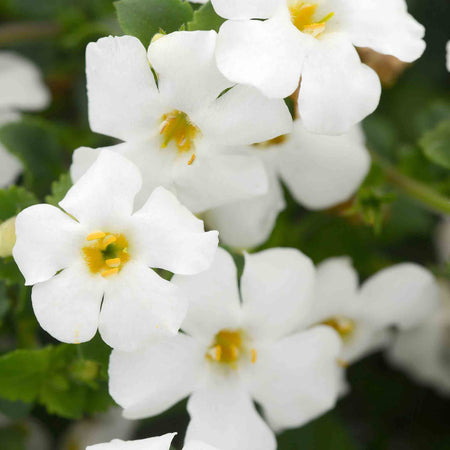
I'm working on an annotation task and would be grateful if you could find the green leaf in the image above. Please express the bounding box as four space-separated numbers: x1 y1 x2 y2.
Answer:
188 1 224 32
0 397 33 419
114 0 193 47
45 172 72 206
0 258 24 286
420 120 450 169
0 118 66 198
0 425 26 450
0 186 37 222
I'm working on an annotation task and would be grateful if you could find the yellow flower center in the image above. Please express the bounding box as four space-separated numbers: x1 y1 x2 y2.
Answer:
82 231 130 277
321 316 356 341
206 329 257 369
159 110 200 165
288 1 334 37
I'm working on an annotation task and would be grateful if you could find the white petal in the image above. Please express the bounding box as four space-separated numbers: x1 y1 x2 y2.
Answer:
183 441 221 450
0 143 22 188
359 264 440 329
332 0 426 62
186 377 276 450
278 123 370 209
13 204 84 285
172 247 241 341
87 434 176 450
241 248 315 340
148 31 232 113
86 36 161 141
298 34 381 134
174 154 268 214
211 0 283 19
61 150 142 230
129 186 218 275
0 51 50 111
99 261 188 352
109 334 203 419
195 84 292 146
216 17 310 99
31 262 104 344
309 257 359 324
203 162 285 249
250 326 342 429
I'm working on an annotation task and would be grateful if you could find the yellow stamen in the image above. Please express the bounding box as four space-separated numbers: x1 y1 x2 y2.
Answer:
102 235 117 248
106 258 121 268
101 268 119 278
322 316 356 341
86 231 106 241
289 1 334 37
187 153 196 165
251 348 257 364
160 110 200 155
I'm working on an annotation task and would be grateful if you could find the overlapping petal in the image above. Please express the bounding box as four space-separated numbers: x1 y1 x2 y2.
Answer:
87 434 176 450
211 0 283 20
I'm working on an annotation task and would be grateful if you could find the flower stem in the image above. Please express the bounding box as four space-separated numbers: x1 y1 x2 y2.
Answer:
371 150 450 215
0 22 61 45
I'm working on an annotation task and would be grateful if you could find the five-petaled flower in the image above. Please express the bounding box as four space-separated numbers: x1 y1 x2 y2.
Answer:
109 247 342 450
13 150 219 351
70 30 292 214
212 0 425 134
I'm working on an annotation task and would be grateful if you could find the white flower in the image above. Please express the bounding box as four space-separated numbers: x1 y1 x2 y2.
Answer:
446 41 450 72
213 0 426 134
387 280 450 396
0 52 50 187
204 120 370 249
109 247 342 450
70 31 292 213
87 434 220 450
307 257 440 364
13 150 218 351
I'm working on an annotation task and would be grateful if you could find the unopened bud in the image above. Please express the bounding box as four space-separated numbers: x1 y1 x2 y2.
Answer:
0 217 16 257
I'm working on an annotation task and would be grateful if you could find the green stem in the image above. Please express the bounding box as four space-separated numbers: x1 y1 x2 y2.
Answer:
0 22 61 45
371 150 450 215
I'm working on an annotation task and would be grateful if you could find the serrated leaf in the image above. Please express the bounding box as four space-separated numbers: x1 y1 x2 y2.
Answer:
114 0 193 47
0 186 37 222
188 1 224 32
0 118 66 198
420 120 450 169
45 172 72 206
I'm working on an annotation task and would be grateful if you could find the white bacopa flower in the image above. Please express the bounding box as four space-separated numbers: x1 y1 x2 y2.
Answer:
307 257 440 364
0 52 50 187
70 31 292 213
13 150 218 351
87 433 220 450
204 120 370 249
446 41 450 72
213 0 426 134
109 247 342 450
387 280 450 396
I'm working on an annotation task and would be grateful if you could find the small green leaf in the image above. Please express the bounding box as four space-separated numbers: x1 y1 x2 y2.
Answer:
114 0 193 47
0 186 37 222
420 120 450 169
188 1 224 32
45 172 72 206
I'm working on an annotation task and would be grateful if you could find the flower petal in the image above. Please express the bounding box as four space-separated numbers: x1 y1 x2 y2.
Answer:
186 377 276 450
0 144 22 188
148 31 232 113
172 247 241 341
61 150 142 229
250 326 342 429
174 154 268 214
184 441 221 450
211 0 283 19
86 36 161 141
0 51 50 111
278 123 370 209
88 434 176 450
359 263 440 329
109 334 203 419
31 262 104 343
203 162 285 249
99 261 188 352
330 0 426 62
195 84 292 146
298 33 381 134
241 248 315 340
216 17 310 99
129 187 218 275
13 204 84 285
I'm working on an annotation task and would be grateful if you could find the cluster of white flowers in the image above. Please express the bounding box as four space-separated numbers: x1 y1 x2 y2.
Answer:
1 0 448 449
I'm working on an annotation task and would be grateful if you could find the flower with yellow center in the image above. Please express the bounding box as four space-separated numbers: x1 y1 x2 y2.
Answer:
13 150 219 351
71 31 292 214
213 0 425 134
109 247 343 450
